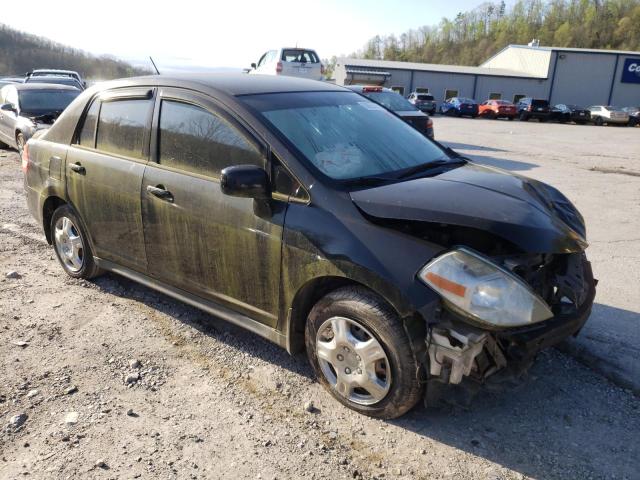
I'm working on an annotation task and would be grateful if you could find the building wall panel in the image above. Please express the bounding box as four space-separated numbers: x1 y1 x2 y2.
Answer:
550 52 616 105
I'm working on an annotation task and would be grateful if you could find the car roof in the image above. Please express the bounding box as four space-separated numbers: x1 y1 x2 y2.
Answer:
31 69 80 75
26 76 82 83
12 83 80 91
94 74 344 96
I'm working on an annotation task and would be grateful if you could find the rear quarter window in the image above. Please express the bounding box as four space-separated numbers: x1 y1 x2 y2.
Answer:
78 99 100 147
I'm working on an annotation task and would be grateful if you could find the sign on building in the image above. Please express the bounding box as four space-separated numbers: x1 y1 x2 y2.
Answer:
621 58 640 84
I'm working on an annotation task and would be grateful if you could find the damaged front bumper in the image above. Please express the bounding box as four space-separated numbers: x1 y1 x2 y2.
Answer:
426 255 596 385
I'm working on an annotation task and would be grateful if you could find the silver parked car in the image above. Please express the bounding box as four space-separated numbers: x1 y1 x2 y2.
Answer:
249 48 324 81
407 92 437 115
588 105 629 126
0 83 80 153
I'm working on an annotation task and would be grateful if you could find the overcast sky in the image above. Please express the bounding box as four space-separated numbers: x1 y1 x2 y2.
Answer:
3 0 505 71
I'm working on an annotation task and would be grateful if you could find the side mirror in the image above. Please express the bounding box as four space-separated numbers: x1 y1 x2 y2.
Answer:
251 63 257 69
0 103 16 113
220 165 270 199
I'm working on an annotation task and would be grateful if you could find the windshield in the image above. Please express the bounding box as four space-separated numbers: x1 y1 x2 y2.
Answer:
458 98 476 104
417 94 433 101
18 90 80 115
361 91 418 112
241 91 448 181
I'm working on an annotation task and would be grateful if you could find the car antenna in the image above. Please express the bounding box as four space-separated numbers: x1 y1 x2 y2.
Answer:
149 56 161 75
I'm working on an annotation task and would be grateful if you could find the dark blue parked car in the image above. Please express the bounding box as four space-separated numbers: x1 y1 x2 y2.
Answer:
439 97 479 118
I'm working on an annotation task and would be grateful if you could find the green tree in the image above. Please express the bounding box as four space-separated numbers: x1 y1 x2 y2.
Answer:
353 0 640 66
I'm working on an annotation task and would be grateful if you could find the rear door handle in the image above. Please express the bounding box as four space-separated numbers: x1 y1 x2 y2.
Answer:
69 162 85 174
146 185 173 202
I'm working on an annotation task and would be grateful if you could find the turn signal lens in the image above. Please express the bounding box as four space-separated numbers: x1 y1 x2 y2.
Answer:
419 248 553 327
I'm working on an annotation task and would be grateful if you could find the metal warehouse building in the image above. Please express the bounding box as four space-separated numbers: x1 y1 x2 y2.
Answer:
335 44 640 107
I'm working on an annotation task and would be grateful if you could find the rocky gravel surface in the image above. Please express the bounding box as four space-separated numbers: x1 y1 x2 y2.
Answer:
1 128 639 480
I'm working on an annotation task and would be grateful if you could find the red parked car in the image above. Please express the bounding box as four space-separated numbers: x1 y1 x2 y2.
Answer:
479 99 517 120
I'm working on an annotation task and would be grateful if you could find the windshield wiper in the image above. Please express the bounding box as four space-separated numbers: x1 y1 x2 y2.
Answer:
347 175 397 187
396 158 465 180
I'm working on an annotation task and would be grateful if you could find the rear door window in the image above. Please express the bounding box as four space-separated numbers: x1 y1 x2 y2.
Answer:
281 49 319 63
96 98 152 159
157 100 263 178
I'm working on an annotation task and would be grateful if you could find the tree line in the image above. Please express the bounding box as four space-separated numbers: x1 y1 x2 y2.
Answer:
352 0 640 66
0 23 150 79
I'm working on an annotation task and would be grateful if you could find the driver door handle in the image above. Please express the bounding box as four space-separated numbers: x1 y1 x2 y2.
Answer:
146 185 173 202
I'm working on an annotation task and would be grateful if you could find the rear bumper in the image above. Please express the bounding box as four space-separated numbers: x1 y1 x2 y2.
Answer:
601 117 629 124
24 184 40 222
523 111 550 118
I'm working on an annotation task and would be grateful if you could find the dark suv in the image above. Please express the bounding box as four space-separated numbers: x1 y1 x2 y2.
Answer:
516 98 550 122
23 75 596 419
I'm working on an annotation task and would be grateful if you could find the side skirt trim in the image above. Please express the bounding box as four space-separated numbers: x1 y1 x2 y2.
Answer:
94 257 288 349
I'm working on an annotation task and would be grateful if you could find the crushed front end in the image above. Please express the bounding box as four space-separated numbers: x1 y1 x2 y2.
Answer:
422 250 596 385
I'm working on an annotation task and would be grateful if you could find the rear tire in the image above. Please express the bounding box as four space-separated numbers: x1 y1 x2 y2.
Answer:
305 286 424 419
595 117 604 126
51 205 102 279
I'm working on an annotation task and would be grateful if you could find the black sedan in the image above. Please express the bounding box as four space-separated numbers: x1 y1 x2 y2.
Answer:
346 85 434 139
551 104 591 124
22 74 596 418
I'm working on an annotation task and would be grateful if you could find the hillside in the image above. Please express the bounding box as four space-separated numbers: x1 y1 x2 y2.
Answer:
354 0 640 65
0 24 150 79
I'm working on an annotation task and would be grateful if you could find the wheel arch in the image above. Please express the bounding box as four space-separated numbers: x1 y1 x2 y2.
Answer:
42 196 67 244
285 275 427 365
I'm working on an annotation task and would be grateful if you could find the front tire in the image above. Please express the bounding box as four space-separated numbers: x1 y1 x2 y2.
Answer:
305 287 423 419
51 205 102 279
519 112 528 121
16 132 25 154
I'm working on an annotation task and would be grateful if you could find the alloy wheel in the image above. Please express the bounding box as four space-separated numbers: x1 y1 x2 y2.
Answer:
315 316 391 405
54 216 84 272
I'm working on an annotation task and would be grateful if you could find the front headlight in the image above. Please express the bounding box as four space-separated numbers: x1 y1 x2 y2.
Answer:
418 248 553 328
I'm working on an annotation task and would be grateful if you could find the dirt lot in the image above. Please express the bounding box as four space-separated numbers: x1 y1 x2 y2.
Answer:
1 118 639 480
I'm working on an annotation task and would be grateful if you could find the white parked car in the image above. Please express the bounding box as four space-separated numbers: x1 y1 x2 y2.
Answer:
588 105 629 126
26 69 86 88
249 48 324 81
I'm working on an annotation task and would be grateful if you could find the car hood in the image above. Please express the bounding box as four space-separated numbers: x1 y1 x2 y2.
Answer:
350 163 588 254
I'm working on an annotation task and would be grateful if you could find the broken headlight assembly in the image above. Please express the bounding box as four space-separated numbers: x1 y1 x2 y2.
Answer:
418 248 553 328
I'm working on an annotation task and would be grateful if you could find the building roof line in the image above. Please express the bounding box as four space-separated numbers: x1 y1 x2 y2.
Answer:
338 57 547 78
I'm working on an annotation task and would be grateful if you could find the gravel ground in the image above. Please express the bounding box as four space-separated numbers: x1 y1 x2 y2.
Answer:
1 118 639 480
